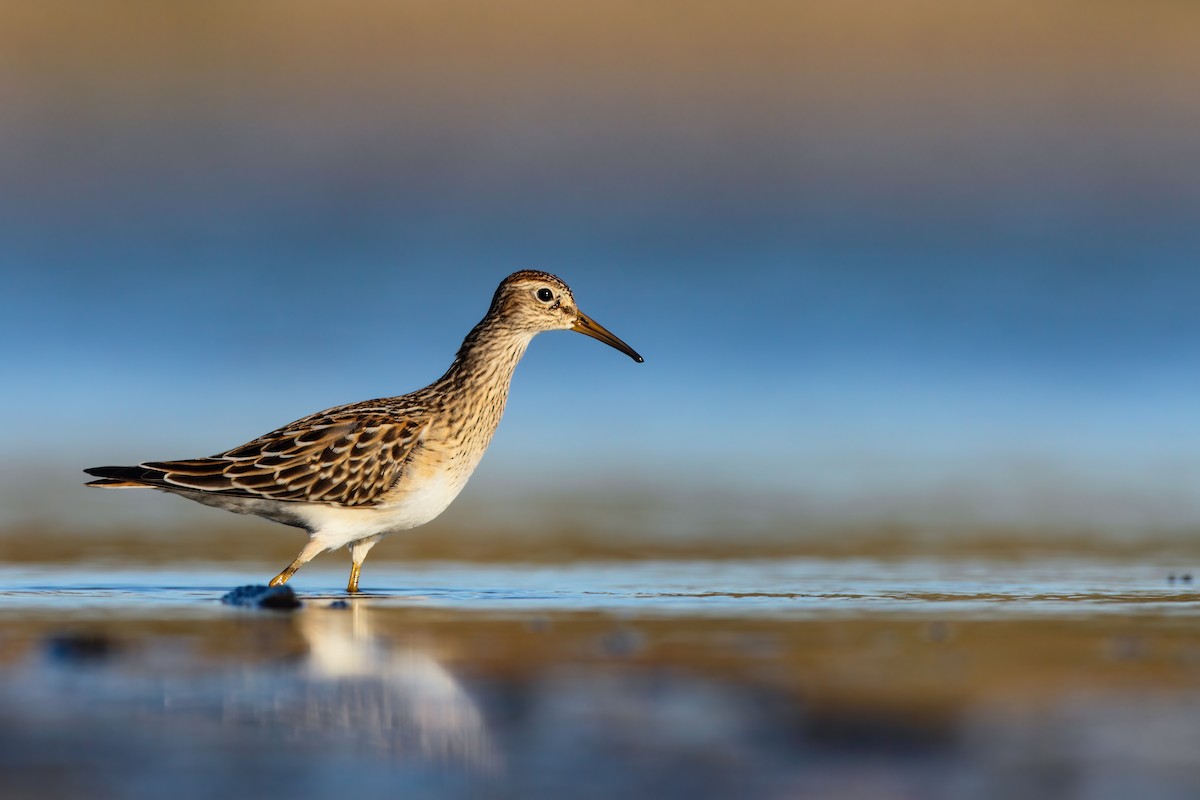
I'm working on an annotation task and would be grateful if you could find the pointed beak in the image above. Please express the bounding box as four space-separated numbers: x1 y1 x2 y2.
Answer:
571 311 644 363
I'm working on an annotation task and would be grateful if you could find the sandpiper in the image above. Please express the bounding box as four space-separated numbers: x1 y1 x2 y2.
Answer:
85 270 642 592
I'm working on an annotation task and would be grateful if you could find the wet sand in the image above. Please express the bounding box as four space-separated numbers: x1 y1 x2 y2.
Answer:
1 555 1199 799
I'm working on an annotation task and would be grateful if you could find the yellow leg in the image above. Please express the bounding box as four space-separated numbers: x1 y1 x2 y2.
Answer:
346 535 382 594
268 565 296 587
269 539 324 587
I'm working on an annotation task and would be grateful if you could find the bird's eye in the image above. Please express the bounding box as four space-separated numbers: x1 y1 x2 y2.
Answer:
536 288 554 302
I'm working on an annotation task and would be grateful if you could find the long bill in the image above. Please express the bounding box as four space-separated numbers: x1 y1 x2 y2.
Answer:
572 311 644 363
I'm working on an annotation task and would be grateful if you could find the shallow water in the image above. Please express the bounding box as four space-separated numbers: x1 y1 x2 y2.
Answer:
2 557 1197 616
2 556 1199 800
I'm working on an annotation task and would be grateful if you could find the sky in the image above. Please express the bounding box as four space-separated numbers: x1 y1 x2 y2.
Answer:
2 1 1199 529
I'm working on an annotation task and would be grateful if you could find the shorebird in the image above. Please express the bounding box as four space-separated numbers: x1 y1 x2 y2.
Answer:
85 270 642 592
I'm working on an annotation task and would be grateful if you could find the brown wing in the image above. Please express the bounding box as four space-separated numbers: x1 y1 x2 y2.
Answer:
141 414 426 507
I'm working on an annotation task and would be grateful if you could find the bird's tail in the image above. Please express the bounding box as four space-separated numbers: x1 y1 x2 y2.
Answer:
84 465 165 488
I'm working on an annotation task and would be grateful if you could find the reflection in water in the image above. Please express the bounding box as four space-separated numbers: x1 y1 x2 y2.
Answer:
1 568 1199 798
290 602 499 772
0 602 502 798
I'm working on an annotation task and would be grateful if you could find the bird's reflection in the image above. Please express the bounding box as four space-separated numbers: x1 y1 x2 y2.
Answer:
231 601 500 773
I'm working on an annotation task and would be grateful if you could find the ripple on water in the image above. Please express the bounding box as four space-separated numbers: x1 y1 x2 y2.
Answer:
0 557 1196 618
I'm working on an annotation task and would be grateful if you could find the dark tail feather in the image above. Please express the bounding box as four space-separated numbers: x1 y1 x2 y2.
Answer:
86 478 146 488
84 465 168 488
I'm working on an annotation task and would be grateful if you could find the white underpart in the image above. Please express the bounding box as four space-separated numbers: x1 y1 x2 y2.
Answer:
296 471 467 553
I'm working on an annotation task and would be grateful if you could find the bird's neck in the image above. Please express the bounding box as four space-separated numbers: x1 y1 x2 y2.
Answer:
433 314 534 417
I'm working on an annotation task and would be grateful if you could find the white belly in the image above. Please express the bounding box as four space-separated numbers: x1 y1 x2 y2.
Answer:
296 472 467 552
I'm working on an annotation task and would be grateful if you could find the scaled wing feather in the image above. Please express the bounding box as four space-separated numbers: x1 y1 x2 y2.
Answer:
145 415 425 507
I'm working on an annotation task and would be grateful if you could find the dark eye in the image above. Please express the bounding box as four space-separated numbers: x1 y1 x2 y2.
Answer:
536 288 554 302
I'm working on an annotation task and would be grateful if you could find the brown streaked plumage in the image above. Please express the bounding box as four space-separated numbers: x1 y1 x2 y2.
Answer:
85 270 642 592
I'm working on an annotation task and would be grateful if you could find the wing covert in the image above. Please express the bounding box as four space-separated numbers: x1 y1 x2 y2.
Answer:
145 414 426 507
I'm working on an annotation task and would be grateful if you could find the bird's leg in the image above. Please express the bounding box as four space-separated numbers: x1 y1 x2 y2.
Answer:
269 539 325 587
346 535 383 594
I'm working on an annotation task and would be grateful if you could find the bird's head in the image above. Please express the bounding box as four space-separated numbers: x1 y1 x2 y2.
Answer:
489 270 643 363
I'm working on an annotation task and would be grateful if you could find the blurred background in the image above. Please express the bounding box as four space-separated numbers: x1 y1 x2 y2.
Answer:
2 0 1199 553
